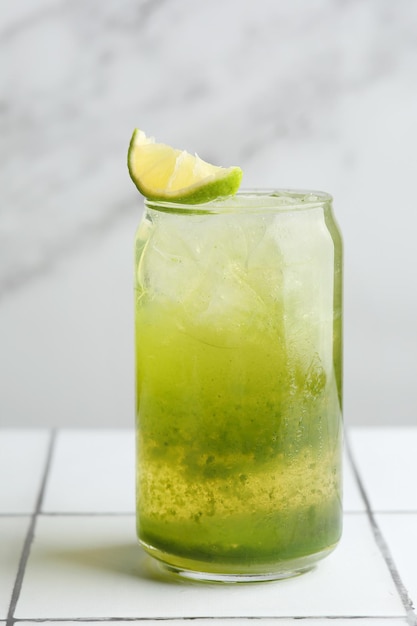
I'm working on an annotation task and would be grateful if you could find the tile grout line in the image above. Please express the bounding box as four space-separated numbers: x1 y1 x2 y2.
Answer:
6 429 57 626
2 509 416 517
7 616 410 622
37 511 136 517
345 434 417 626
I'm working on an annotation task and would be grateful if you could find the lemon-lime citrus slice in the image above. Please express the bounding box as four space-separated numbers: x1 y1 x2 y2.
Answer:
128 129 243 204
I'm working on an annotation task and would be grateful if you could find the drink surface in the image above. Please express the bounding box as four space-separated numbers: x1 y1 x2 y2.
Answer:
135 191 343 575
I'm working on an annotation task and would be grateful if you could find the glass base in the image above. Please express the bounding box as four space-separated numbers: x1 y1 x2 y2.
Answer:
140 541 338 584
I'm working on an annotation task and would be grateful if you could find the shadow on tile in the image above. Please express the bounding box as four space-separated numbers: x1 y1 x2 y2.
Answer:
42 542 187 586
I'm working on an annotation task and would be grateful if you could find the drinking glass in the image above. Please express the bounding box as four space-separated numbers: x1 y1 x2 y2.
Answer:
134 189 343 582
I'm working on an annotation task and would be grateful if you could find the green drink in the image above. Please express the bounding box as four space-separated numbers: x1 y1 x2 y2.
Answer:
135 190 343 582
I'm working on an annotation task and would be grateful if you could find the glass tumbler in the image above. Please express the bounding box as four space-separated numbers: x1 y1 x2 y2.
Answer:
134 190 343 583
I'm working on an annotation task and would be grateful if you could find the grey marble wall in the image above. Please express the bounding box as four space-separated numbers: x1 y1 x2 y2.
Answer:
1 0 417 427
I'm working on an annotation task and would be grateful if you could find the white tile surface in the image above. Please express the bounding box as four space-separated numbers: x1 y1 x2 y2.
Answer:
0 430 50 513
42 430 135 513
15 513 404 619
343 448 366 512
349 428 417 511
0 516 30 619
376 513 417 610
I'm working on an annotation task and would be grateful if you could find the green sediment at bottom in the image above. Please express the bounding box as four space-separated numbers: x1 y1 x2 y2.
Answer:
138 498 342 567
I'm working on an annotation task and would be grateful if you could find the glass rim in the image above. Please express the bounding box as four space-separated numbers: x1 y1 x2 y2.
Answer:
144 188 333 214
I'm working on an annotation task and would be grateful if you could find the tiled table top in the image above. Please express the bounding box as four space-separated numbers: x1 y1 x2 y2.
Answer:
0 428 416 626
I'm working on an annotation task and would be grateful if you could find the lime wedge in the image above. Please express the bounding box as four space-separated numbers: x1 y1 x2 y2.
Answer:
127 129 243 204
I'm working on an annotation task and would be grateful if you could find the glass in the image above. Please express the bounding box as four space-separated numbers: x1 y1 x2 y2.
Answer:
134 190 343 583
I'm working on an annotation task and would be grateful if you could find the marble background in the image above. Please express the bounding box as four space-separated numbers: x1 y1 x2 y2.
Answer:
1 0 417 427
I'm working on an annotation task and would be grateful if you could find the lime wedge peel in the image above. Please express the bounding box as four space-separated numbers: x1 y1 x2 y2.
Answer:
128 129 243 205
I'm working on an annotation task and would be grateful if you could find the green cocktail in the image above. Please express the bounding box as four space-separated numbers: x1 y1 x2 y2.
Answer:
134 190 343 582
